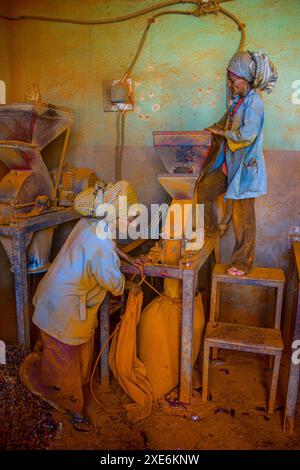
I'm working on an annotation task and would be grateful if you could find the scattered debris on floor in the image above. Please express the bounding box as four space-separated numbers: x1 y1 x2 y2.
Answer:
0 344 58 450
1 349 300 450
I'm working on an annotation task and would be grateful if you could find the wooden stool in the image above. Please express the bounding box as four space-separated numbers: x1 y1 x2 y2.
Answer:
202 264 285 413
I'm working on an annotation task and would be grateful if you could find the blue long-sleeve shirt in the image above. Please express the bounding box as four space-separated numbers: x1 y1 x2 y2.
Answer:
210 89 267 200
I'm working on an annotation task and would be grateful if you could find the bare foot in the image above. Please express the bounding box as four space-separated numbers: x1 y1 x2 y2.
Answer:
227 266 245 276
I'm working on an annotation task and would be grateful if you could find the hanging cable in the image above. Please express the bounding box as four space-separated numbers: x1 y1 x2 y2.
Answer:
0 1 234 25
122 3 245 82
90 326 124 413
2 0 246 185
117 2 245 180
118 110 126 180
122 9 197 83
115 109 126 181
115 110 121 181
219 5 245 51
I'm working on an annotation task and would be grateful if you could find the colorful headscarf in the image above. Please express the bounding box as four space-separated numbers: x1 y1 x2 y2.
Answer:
227 50 278 94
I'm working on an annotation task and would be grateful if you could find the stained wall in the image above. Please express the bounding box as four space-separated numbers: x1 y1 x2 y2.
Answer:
0 0 300 340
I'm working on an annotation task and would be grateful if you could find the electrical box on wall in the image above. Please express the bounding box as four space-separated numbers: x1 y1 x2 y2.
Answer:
102 78 134 112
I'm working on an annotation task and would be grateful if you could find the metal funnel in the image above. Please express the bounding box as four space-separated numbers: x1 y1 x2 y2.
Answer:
153 130 211 200
0 102 73 149
158 174 198 200
153 130 211 176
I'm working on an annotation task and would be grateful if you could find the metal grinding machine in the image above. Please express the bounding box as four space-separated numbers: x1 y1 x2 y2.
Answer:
135 130 218 404
153 130 212 287
0 96 97 346
0 101 74 272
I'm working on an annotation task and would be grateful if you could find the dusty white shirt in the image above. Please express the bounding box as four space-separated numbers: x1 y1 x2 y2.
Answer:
32 218 125 345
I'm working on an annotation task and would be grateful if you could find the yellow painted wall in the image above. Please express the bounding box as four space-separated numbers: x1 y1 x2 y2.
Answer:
0 17 11 101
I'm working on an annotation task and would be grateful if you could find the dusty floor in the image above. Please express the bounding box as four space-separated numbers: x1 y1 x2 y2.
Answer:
47 350 300 451
0 345 57 450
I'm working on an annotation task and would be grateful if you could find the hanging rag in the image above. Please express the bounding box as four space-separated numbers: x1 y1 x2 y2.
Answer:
108 290 153 422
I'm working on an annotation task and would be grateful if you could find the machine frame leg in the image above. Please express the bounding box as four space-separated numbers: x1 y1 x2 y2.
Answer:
12 231 30 348
202 342 210 401
179 270 195 404
99 293 110 389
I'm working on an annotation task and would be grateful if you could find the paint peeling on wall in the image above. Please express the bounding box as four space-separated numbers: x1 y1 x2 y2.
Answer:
0 0 300 343
3 0 299 156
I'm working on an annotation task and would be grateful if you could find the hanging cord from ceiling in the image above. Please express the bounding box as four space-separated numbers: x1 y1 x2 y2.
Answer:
0 1 234 24
0 0 245 181
122 3 245 83
115 110 121 181
115 109 126 181
116 2 245 179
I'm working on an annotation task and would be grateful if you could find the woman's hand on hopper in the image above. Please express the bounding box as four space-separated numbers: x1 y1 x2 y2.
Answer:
207 127 225 137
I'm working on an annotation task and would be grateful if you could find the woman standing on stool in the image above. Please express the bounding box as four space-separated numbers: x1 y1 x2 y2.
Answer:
198 50 277 276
